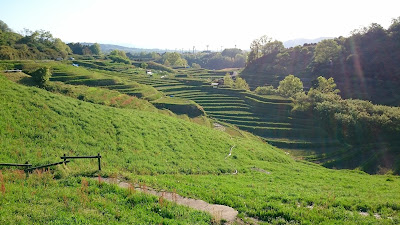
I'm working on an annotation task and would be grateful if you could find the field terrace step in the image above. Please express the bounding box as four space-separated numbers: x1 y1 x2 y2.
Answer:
237 125 330 139
216 118 295 128
99 84 137 90
152 83 182 88
263 137 342 149
155 85 199 92
196 102 249 107
50 75 88 82
244 93 292 104
188 96 242 101
167 91 208 97
185 96 241 101
202 106 251 112
189 99 246 104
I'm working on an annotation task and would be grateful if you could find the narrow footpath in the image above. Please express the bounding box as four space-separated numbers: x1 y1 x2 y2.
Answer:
99 178 240 223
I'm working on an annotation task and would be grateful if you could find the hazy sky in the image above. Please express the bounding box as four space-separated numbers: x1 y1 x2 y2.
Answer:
1 0 399 50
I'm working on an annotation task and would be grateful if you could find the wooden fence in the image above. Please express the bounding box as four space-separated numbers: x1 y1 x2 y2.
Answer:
0 153 102 172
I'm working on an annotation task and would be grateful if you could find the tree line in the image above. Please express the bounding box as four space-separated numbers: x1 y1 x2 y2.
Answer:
243 17 400 106
183 49 246 70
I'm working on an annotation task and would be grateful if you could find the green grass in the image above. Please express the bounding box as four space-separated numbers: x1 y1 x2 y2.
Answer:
1 75 400 224
0 171 212 224
0 75 289 173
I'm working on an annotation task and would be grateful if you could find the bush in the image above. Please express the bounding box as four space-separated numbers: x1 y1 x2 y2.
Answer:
277 74 304 97
109 55 130 64
234 77 250 91
254 85 278 95
30 67 51 86
191 63 201 69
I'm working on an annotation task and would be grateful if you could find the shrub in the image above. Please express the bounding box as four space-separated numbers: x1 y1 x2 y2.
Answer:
109 55 130 64
141 62 148 69
30 66 51 86
223 73 234 87
234 77 250 91
254 85 278 95
191 63 201 69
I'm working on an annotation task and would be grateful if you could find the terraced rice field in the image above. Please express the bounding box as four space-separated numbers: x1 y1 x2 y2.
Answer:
154 82 341 154
53 62 341 157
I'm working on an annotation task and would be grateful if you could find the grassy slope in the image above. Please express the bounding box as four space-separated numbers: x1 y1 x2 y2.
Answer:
0 75 289 173
1 75 400 224
0 171 212 224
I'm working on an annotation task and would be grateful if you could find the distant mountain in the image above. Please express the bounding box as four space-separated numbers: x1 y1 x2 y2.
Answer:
283 37 333 48
81 43 169 53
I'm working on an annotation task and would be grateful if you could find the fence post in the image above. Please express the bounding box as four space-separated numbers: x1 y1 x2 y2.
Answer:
98 153 101 171
63 153 66 164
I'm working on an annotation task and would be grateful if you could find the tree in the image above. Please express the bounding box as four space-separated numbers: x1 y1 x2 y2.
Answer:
221 48 243 59
82 47 92 55
174 58 188 67
312 76 340 94
53 38 72 58
191 63 201 69
248 35 281 64
261 40 284 55
67 42 84 55
223 73 234 87
164 59 171 67
90 43 101 55
31 67 51 87
234 77 250 91
277 74 304 97
141 62 148 69
314 39 341 64
163 52 186 67
0 20 12 32
110 49 127 58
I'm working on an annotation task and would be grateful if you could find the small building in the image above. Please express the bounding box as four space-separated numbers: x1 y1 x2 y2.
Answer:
4 69 22 73
56 57 63 61
211 82 219 88
146 70 153 75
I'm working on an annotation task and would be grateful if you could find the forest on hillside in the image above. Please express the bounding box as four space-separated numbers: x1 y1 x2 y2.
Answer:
0 20 72 60
243 17 400 106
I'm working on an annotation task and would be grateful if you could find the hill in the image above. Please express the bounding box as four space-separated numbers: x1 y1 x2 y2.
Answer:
81 42 169 54
1 72 400 224
283 37 333 48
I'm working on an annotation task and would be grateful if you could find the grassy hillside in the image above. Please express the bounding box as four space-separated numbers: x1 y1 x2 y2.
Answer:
1 75 400 224
0 75 289 173
0 172 212 224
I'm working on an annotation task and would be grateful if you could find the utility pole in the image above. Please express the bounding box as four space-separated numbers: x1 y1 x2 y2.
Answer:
206 45 209 51
193 46 195 54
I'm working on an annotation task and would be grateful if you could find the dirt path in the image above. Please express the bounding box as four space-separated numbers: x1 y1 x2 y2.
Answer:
98 177 239 223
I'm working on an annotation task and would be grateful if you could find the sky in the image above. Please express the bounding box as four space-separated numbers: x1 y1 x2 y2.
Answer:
1 0 399 51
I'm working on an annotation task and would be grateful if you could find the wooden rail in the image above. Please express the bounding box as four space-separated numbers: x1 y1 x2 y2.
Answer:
61 153 102 170
25 160 70 172
0 153 102 172
0 163 32 167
